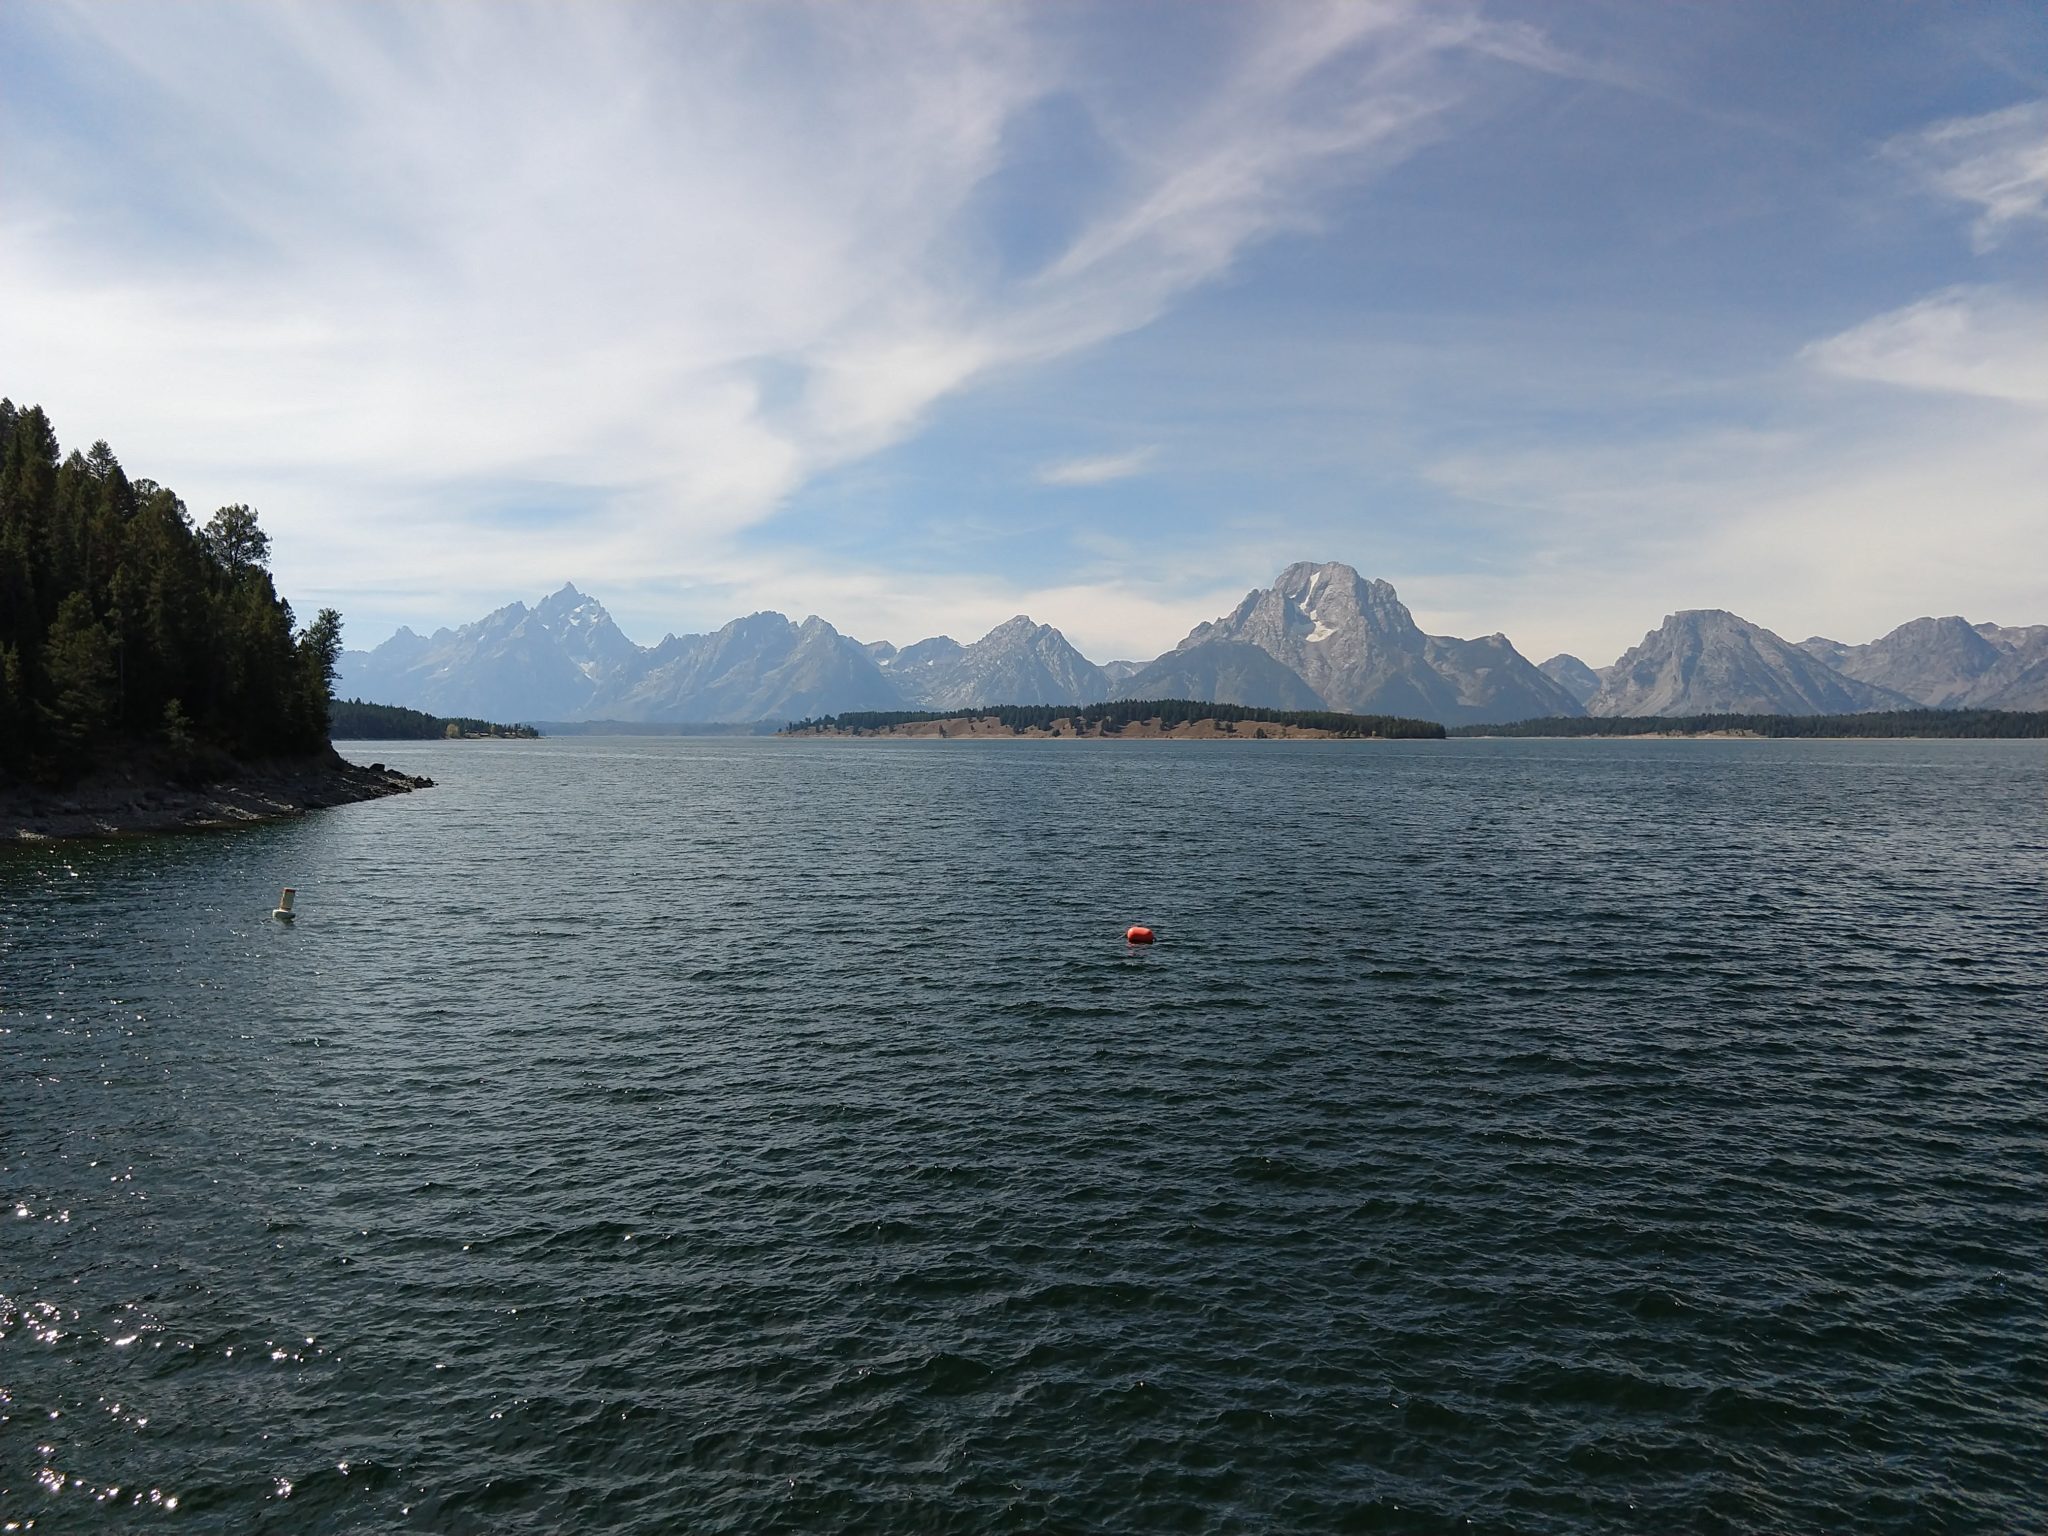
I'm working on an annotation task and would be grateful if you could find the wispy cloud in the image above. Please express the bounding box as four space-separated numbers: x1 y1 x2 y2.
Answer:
1036 447 1156 486
1884 99 2048 251
1801 286 2048 403
0 0 1532 620
1410 285 2048 663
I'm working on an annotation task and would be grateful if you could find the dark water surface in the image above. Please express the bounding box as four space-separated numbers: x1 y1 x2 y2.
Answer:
4 737 2044 1533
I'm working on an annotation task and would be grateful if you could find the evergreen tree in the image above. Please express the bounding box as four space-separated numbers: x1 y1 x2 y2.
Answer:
0 399 352 786
293 608 344 750
200 503 270 575
38 591 118 775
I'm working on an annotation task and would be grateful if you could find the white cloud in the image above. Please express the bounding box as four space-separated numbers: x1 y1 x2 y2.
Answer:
1035 447 1156 486
1409 289 2048 664
1800 286 2048 404
0 0 1550 632
1884 99 2048 251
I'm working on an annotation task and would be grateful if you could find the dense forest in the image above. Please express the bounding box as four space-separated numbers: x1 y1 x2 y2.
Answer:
1 398 341 786
788 699 1446 739
330 699 539 739
1448 710 2048 739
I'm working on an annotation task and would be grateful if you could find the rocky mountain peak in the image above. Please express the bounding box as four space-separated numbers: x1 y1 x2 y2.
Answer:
1174 562 1575 723
1799 614 2011 707
1589 609 1912 717
533 581 596 620
1538 653 1603 705
985 614 1046 642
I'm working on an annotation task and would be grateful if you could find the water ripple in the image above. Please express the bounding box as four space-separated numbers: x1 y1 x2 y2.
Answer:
2 737 2043 1532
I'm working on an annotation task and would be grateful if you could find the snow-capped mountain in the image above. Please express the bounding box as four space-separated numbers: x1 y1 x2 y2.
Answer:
1170 561 1583 724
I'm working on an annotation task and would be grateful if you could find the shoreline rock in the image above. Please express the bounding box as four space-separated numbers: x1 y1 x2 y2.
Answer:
3 753 434 842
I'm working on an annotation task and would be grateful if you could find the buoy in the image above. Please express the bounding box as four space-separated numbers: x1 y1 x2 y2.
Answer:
272 887 297 922
1125 925 1155 945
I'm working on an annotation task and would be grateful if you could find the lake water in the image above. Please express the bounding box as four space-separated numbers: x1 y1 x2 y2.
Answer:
4 737 2044 1532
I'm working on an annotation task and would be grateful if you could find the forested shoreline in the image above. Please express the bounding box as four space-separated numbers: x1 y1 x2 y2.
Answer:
0 398 341 788
330 699 539 739
1447 710 2048 739
787 700 1446 738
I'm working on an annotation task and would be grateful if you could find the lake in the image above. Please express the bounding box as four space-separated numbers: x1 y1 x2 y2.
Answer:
4 737 2043 1532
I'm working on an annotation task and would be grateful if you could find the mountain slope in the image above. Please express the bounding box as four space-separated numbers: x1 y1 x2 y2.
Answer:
1590 611 1913 717
1967 625 2048 709
1538 653 1604 705
1117 639 1327 710
1797 616 2003 708
599 612 898 722
1175 561 1581 724
884 618 1109 709
337 586 644 721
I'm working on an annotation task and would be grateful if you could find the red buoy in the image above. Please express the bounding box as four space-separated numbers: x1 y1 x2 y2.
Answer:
1126 925 1155 945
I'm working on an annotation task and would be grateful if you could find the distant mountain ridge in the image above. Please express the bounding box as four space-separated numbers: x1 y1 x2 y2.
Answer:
1538 653 1604 705
1588 611 1913 718
1797 617 2048 711
337 568 2044 726
876 617 1111 710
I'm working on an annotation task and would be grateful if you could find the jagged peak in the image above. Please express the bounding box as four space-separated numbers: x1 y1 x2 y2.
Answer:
1276 558 1360 585
535 581 614 631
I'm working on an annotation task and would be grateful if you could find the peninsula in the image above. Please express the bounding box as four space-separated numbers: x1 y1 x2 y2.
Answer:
1 398 433 840
330 698 539 739
783 700 1445 740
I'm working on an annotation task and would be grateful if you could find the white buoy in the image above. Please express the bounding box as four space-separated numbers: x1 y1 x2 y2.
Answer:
272 886 297 922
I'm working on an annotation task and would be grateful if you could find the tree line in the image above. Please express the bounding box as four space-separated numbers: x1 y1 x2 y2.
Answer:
330 699 539 740
787 699 1446 738
1 398 342 786
1446 710 2048 739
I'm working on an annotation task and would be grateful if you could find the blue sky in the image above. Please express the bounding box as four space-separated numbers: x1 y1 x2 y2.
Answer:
3 2 2043 664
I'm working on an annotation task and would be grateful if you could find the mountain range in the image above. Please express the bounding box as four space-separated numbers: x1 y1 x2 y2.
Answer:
337 562 2047 727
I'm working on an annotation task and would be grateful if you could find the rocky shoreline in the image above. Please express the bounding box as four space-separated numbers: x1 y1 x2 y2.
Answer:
3 753 434 842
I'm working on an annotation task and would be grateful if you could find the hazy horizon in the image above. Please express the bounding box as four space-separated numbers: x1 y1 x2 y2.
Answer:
339 572 2042 674
4 2 2043 664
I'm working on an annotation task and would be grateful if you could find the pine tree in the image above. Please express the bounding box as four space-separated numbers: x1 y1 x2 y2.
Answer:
38 591 118 774
0 402 354 786
200 503 270 576
293 607 343 751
